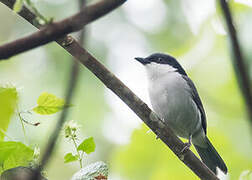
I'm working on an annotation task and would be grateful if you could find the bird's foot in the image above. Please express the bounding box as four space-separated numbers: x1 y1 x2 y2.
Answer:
155 130 162 140
180 135 192 154
180 142 191 154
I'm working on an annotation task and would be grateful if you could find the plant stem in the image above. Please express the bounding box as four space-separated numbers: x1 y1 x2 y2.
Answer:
71 135 82 168
17 110 27 144
24 0 49 24
0 129 13 140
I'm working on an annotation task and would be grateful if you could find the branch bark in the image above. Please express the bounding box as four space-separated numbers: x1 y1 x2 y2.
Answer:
0 0 219 179
219 0 252 124
0 0 126 59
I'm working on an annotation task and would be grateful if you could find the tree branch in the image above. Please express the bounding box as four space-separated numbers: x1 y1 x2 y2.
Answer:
219 0 252 124
0 0 219 179
0 0 126 59
57 38 219 180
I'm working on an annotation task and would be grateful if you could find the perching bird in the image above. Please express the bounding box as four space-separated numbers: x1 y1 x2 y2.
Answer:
135 53 227 175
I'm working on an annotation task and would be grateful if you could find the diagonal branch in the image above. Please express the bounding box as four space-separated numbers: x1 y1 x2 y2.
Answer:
61 39 218 180
0 0 126 59
219 0 252 126
0 0 219 179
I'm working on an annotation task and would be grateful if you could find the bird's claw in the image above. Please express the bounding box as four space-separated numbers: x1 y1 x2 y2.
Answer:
180 135 192 154
180 142 191 154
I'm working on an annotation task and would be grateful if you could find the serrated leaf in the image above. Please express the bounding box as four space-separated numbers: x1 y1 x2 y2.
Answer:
0 141 33 174
13 0 23 13
33 92 68 115
77 137 95 154
64 153 78 163
0 86 18 141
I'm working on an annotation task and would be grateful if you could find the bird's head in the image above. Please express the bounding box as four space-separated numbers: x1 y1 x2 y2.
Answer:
134 53 187 77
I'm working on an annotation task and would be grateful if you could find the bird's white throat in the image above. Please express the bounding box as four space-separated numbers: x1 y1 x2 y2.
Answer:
145 62 177 81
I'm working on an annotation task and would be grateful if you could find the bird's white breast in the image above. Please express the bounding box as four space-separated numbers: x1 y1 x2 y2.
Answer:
146 69 201 139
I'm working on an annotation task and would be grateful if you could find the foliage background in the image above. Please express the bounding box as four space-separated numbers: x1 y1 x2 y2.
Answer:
0 0 252 179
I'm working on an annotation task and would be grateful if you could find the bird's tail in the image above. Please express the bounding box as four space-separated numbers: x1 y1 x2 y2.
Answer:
194 137 227 175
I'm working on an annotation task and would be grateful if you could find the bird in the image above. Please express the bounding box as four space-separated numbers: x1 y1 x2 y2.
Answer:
134 53 227 175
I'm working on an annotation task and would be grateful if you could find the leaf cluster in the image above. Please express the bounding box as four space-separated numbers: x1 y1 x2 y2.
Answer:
63 120 96 168
0 88 73 174
64 137 96 163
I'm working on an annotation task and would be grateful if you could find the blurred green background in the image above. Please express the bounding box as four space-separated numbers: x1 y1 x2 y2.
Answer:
0 0 252 179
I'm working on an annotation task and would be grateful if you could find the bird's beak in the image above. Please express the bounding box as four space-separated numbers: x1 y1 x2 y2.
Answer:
134 57 149 65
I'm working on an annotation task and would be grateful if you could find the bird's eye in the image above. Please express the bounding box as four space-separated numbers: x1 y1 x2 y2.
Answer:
158 58 162 62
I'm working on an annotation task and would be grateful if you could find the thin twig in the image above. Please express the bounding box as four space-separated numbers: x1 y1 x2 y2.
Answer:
70 0 86 170
0 0 126 59
32 0 87 179
17 108 27 144
219 0 252 124
32 60 79 179
0 0 219 179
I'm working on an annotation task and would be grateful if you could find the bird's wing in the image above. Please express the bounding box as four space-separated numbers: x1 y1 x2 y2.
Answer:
182 75 207 134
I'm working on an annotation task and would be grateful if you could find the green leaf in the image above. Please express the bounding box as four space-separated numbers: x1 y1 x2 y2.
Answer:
77 137 95 154
0 86 18 141
33 92 68 115
0 141 33 174
64 153 78 163
13 0 23 13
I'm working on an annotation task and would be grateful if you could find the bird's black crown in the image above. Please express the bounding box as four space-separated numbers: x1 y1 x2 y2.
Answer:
135 53 187 76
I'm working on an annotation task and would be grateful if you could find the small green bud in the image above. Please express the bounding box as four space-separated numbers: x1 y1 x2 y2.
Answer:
64 120 79 139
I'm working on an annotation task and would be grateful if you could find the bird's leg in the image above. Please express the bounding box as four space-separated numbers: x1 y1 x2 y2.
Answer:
156 130 161 140
180 135 192 154
156 118 165 140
